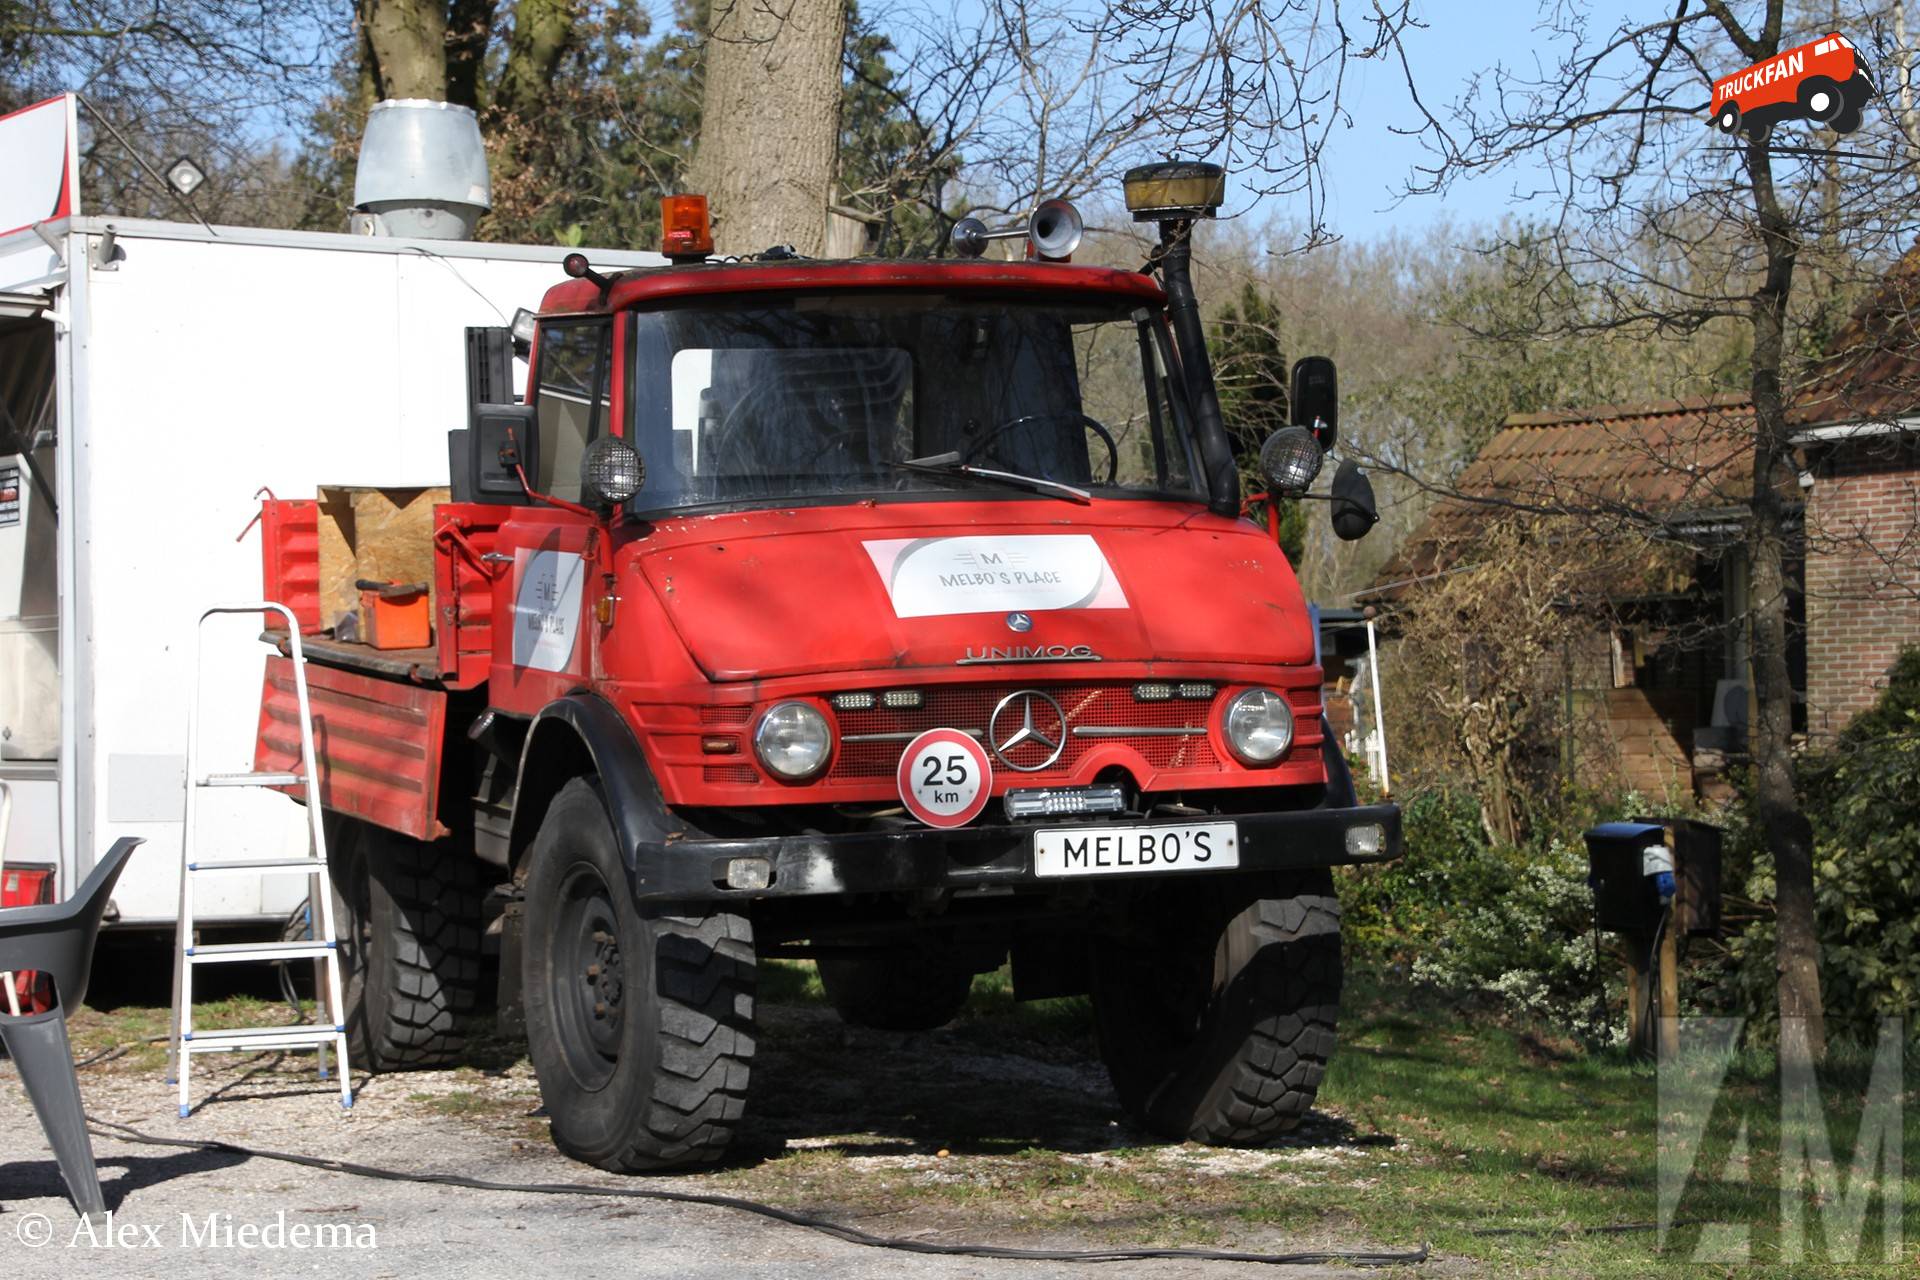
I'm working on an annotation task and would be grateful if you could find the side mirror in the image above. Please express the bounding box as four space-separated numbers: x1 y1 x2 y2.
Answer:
1329 459 1379 541
1290 356 1338 450
472 403 538 502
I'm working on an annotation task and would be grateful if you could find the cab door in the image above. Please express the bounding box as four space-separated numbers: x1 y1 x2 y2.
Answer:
488 315 616 714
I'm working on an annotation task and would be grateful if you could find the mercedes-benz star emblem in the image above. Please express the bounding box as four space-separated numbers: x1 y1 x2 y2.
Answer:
988 689 1067 772
1006 612 1033 633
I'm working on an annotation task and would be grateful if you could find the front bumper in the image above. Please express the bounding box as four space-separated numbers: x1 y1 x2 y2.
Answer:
635 802 1401 901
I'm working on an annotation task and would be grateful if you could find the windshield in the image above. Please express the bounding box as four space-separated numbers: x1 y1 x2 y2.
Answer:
626 293 1202 511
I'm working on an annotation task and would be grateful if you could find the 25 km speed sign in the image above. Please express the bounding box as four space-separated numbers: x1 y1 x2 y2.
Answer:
896 728 994 828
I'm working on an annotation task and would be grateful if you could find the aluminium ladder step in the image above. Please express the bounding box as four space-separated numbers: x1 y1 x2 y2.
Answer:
187 857 328 874
182 1023 345 1049
184 940 336 964
199 770 303 788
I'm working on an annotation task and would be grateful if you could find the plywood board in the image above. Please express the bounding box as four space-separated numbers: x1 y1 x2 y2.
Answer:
314 486 449 634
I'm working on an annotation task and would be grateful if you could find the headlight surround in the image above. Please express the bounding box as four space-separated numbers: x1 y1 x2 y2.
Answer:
1223 687 1295 765
753 701 833 781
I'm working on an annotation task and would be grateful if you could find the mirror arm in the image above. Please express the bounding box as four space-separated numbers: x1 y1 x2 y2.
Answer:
503 424 600 521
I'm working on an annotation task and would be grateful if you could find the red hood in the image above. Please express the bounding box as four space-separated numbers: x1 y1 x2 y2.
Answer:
632 502 1316 681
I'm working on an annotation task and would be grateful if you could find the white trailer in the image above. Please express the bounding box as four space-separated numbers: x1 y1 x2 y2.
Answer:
0 214 656 928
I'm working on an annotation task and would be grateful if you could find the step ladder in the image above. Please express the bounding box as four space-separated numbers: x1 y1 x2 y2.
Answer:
167 602 352 1116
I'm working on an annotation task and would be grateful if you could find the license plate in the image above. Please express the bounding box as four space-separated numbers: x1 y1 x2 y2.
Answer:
1032 822 1238 878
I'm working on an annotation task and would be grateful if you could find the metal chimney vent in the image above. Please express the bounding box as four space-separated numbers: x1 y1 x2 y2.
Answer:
352 99 492 241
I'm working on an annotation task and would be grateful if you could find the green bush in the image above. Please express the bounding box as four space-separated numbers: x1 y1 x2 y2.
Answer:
1338 788 1628 1041
1342 652 1920 1046
1699 648 1920 1041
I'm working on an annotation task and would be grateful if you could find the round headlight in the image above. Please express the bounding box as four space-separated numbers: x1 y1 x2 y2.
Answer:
753 701 833 780
580 436 646 505
1259 426 1324 496
1223 688 1295 765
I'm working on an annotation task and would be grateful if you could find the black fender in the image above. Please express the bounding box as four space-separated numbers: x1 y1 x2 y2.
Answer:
507 693 693 898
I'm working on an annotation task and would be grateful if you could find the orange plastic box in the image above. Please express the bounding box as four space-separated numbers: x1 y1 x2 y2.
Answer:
357 580 431 650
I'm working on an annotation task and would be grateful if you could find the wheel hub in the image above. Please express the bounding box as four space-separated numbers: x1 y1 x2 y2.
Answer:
550 865 626 1089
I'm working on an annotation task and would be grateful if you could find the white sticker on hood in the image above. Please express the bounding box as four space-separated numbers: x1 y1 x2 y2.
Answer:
864 535 1130 619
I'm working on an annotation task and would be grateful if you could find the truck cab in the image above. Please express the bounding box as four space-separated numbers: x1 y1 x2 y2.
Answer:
256 167 1401 1171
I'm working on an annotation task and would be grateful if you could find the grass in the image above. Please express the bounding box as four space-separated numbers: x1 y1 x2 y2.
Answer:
67 994 293 1073
56 957 1920 1275
745 961 1919 1275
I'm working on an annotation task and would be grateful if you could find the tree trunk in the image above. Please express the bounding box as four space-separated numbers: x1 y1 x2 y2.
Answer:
496 0 578 121
690 0 848 256
1896 2 1920 161
359 0 450 100
446 0 498 110
1745 124 1826 1063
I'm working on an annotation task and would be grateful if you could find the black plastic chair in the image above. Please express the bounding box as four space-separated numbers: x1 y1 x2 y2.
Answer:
0 837 141 1218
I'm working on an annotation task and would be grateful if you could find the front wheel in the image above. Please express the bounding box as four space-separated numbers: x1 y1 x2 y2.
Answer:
1090 872 1342 1145
523 778 755 1171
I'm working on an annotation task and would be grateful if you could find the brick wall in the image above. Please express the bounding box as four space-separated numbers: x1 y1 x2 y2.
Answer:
1805 434 1920 740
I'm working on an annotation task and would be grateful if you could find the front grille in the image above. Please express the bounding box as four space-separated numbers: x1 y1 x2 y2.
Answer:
830 684 1227 781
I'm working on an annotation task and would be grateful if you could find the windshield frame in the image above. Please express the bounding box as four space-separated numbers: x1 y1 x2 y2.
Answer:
616 289 1208 520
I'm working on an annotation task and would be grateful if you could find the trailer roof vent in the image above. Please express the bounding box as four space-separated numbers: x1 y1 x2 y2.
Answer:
352 99 492 241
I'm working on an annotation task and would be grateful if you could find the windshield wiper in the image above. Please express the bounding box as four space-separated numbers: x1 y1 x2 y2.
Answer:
892 452 1091 505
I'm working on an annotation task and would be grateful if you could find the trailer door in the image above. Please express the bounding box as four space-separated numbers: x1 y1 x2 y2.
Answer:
0 309 62 871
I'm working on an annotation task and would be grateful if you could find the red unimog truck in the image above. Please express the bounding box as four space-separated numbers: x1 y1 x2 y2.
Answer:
250 163 1402 1171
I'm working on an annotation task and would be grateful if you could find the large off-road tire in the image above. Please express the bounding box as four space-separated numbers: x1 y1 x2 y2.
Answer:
1090 871 1341 1145
523 778 755 1171
329 817 485 1071
817 951 974 1031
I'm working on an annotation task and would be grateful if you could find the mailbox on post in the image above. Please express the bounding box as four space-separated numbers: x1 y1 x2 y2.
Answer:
1584 817 1723 1056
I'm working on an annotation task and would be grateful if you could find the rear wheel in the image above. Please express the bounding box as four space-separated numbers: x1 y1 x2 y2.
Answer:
1090 872 1341 1144
1715 101 1741 134
818 951 974 1031
523 778 755 1171
1799 74 1844 124
329 818 485 1070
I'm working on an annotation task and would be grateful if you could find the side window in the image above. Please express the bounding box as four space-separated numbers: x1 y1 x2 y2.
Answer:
533 320 612 501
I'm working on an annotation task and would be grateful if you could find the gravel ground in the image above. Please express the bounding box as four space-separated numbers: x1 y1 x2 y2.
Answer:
0 1002 1427 1279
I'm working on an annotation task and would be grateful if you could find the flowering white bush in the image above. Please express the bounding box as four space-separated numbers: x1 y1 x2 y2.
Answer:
1408 836 1621 1044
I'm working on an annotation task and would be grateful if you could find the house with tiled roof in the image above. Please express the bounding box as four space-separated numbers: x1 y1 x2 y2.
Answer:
1789 248 1920 740
1370 394 1781 798
1373 245 1920 796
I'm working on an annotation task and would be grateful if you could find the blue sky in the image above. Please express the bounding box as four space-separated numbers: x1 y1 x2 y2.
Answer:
1303 3 1563 240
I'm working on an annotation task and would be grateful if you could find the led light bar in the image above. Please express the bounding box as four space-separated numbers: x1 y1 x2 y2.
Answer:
1133 682 1174 702
1004 784 1128 819
1177 682 1216 700
832 691 876 711
881 689 924 709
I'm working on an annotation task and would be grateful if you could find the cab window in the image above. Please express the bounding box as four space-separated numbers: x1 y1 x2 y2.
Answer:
533 319 612 501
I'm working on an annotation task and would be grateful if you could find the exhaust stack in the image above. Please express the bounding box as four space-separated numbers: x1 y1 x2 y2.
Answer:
351 100 491 241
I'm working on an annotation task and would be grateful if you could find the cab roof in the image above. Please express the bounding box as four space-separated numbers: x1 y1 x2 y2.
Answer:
536 256 1167 316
